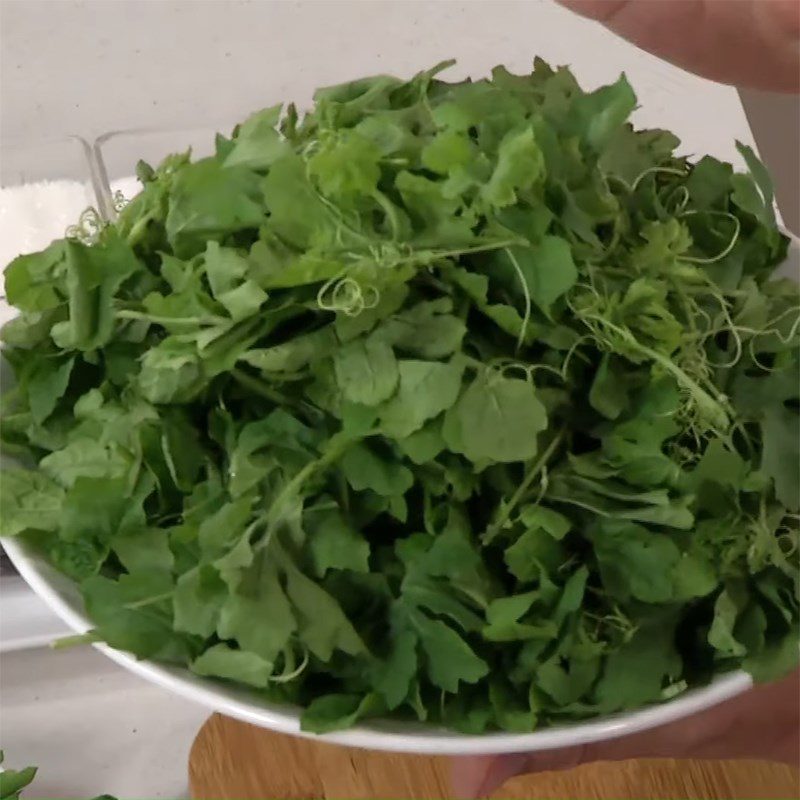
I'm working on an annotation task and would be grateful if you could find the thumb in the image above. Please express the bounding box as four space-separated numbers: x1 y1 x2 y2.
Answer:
555 1 630 22
450 754 530 799
450 746 589 798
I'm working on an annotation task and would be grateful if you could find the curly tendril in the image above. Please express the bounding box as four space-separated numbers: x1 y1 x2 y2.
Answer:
504 247 532 352
631 166 689 192
679 210 741 264
112 190 129 213
662 185 690 216
487 358 563 385
65 207 104 245
317 275 380 316
269 644 310 684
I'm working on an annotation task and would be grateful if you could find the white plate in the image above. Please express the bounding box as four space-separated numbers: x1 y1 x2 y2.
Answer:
2 234 798 756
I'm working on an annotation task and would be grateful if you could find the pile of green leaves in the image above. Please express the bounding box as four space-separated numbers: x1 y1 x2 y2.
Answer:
1 61 798 734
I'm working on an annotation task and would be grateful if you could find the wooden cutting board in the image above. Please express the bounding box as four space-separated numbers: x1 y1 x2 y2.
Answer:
189 713 799 799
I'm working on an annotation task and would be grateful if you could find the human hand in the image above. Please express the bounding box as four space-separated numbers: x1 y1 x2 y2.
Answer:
450 669 800 798
556 0 800 92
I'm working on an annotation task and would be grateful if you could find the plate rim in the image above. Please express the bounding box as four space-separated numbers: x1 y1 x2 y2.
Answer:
2 535 753 754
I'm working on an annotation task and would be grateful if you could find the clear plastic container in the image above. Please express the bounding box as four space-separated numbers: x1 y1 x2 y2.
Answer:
0 136 100 285
93 125 230 217
0 135 95 188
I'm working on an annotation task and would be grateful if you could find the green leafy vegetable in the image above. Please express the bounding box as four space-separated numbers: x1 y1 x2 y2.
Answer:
0 752 115 800
1 59 797 735
0 752 36 800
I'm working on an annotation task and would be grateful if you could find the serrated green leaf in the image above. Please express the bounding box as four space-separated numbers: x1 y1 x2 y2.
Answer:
217 555 295 664
412 611 488 692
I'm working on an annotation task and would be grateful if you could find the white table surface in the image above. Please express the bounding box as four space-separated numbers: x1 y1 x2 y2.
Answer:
1 645 208 799
0 2 765 798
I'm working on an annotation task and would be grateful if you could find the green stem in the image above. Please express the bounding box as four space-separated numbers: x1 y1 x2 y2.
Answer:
116 309 226 327
483 429 566 544
124 591 174 610
585 315 731 430
231 368 292 407
415 238 525 263
636 341 730 427
125 212 155 247
631 166 688 192
51 631 101 649
460 354 486 372
372 189 402 240
504 247 532 352
256 432 363 549
336 470 351 515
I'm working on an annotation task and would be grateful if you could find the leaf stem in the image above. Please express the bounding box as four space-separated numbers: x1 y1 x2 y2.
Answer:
416 238 525 263
372 189 402 240
484 428 566 543
51 631 101 649
231 367 292 407
124 591 174 610
116 309 226 327
257 432 363 547
504 247 531 352
582 314 731 431
125 212 156 247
